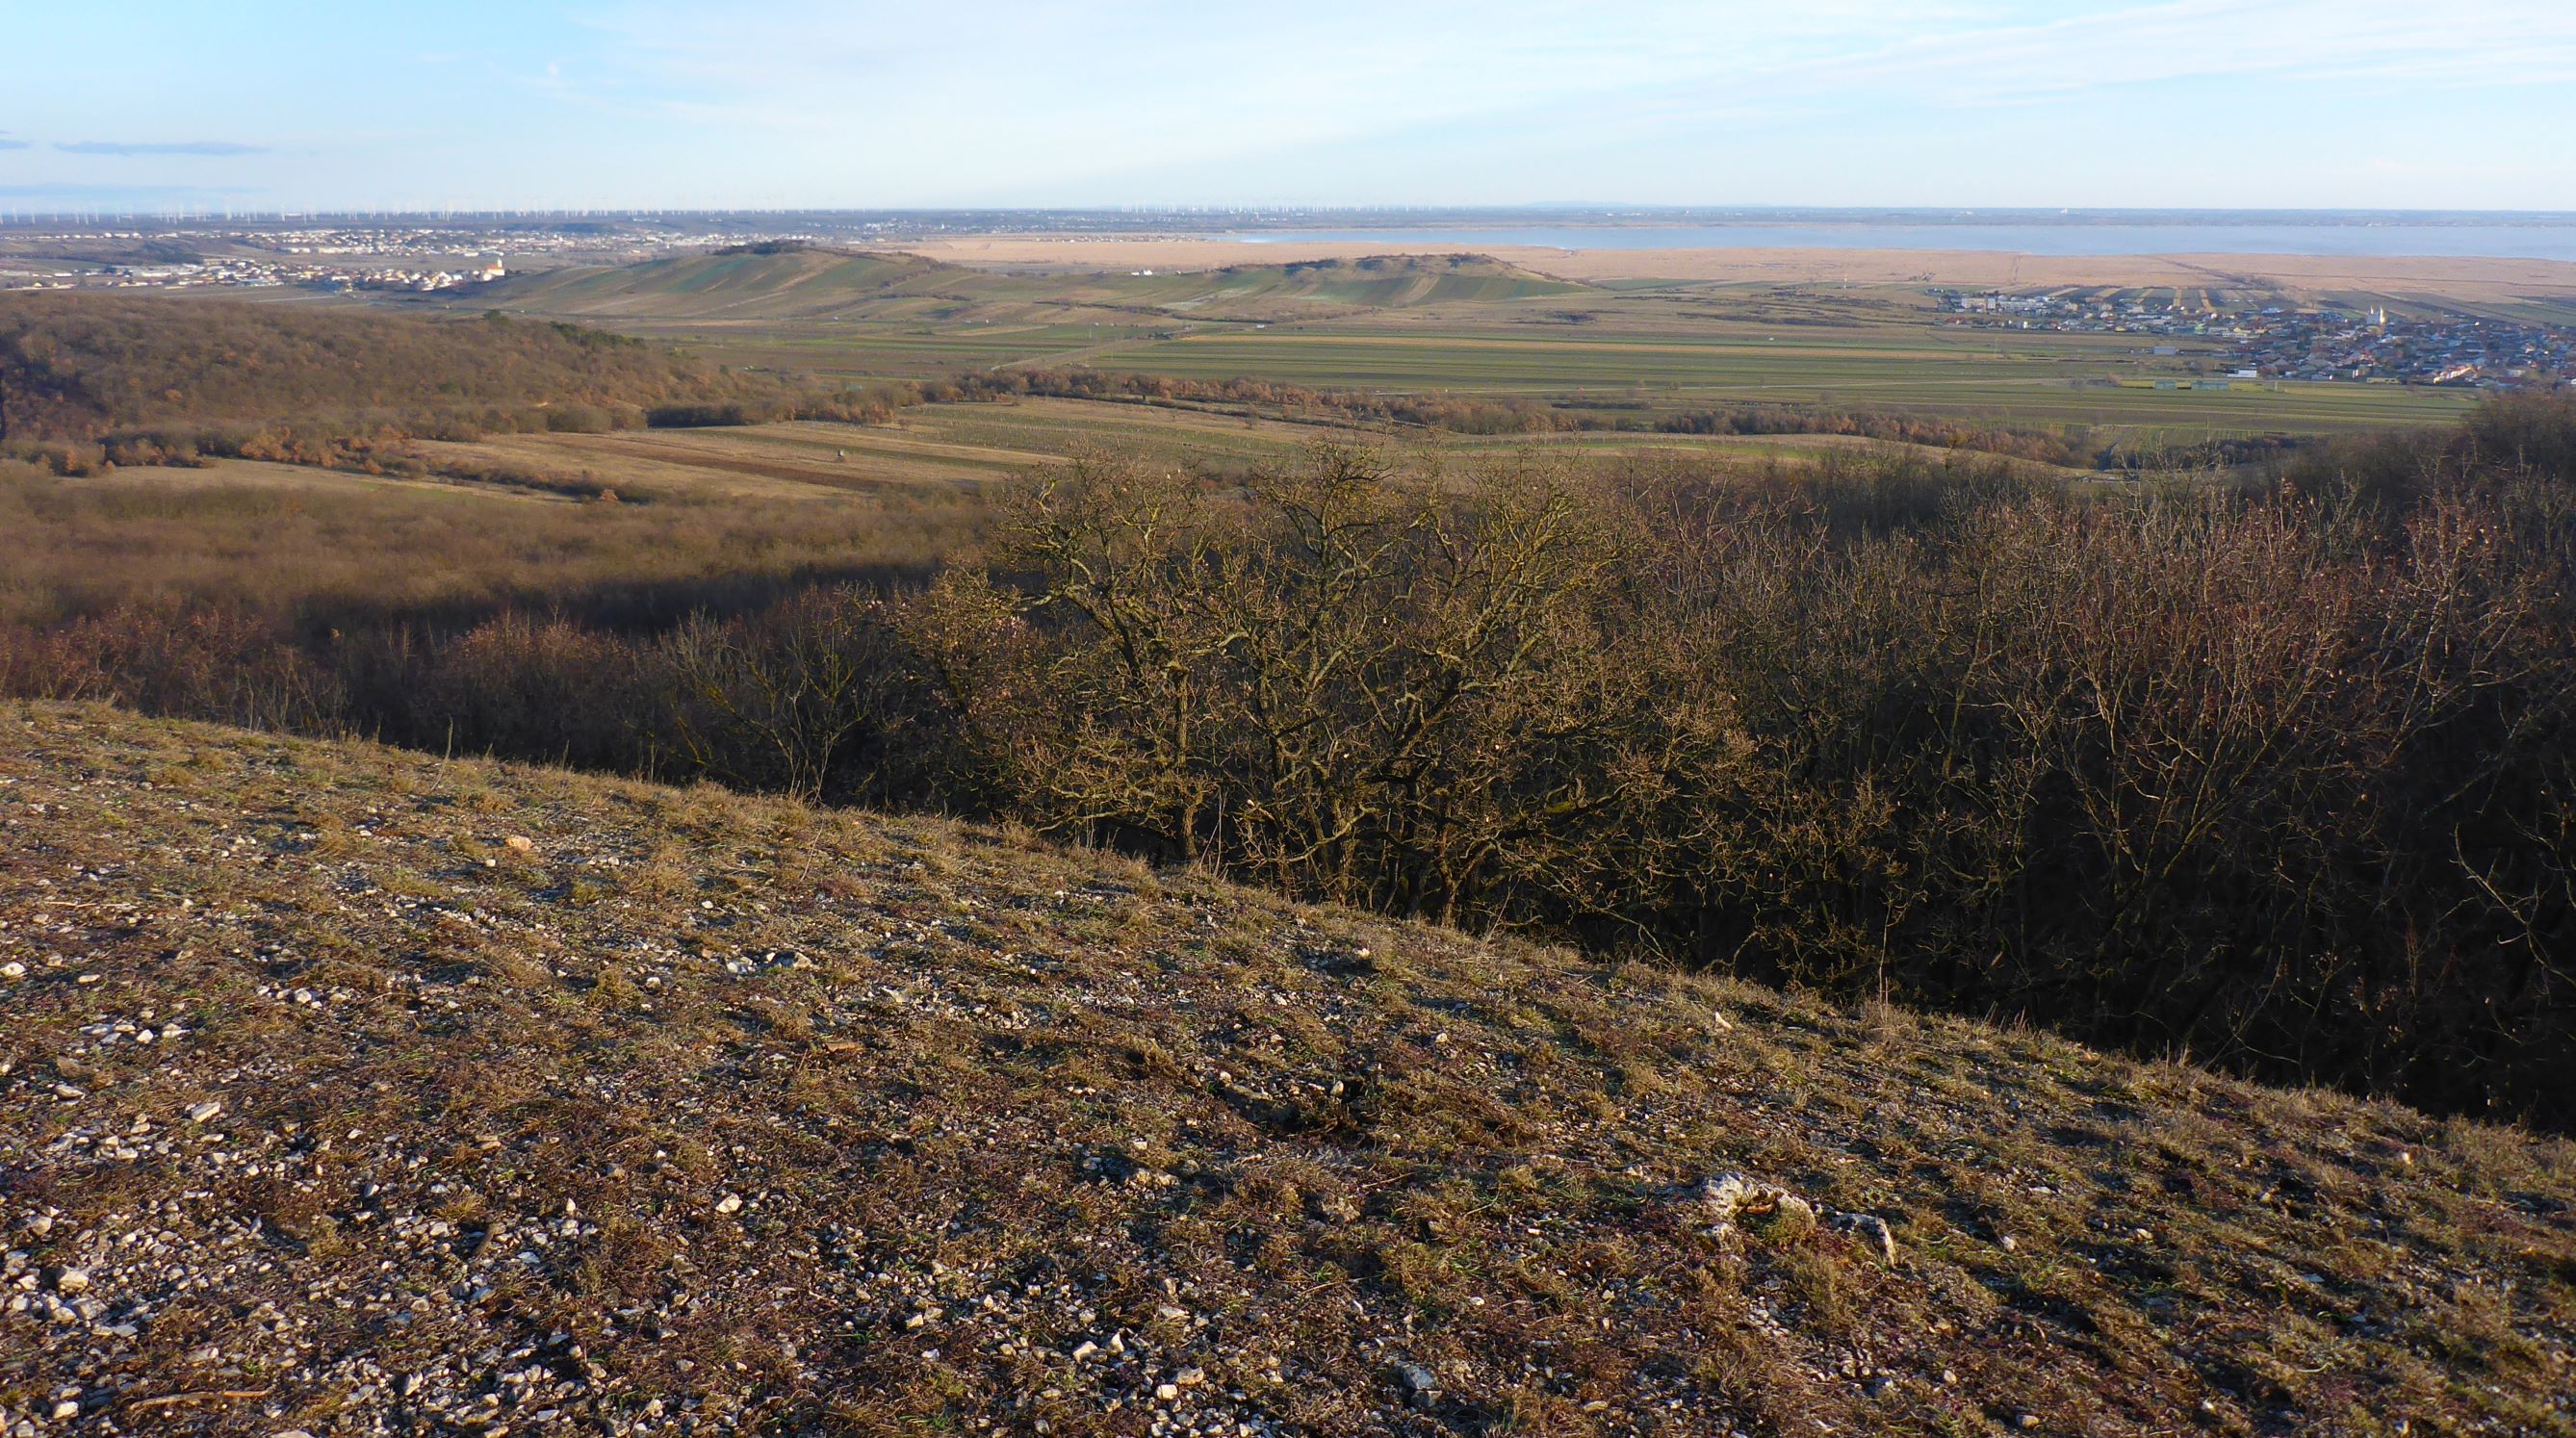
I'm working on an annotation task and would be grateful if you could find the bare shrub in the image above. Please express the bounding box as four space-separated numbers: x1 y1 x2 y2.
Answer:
653 587 932 804
8 396 2575 1123
911 445 1750 924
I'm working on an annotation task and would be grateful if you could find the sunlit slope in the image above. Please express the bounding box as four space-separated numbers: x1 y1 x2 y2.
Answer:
1127 253 1594 310
479 247 960 320
4 703 2571 1433
477 248 1594 324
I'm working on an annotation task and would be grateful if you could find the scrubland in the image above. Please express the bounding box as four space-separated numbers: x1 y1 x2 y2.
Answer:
5 285 2575 1434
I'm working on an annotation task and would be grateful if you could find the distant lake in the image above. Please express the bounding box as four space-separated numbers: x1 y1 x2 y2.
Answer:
1220 222 2576 262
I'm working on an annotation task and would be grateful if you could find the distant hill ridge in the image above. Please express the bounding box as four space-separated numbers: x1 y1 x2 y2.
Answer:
1194 252 1589 307
473 246 1591 322
479 245 955 320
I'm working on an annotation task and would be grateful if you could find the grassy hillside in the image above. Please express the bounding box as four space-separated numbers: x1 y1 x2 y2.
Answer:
481 248 956 321
1116 254 1592 312
477 249 1591 326
4 704 2570 1434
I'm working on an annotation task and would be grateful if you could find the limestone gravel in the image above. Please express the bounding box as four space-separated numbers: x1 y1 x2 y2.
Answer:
2 704 2571 1436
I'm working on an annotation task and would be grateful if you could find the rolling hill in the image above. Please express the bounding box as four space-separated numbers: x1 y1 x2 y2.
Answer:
477 246 959 321
470 247 1593 326
4 702 2571 1434
1127 254 1593 311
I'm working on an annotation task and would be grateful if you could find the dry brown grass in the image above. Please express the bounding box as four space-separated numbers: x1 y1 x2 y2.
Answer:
2 701 2570 1435
0 457 984 630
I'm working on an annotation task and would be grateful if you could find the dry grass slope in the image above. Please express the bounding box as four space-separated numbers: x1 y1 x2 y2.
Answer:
480 251 955 321
1 705 2570 1436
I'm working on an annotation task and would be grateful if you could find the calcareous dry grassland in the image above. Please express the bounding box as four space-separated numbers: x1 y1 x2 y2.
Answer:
2 704 2571 1436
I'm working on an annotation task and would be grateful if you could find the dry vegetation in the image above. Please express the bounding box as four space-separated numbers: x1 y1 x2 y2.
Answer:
908 417 2576 1126
3 704 2571 1436
8 272 2575 1438
13 394 2573 1125
0 458 983 633
2 291 2114 498
0 294 914 477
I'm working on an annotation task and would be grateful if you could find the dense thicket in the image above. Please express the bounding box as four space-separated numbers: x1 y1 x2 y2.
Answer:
895 434 2575 1123
0 294 909 472
10 398 2574 1123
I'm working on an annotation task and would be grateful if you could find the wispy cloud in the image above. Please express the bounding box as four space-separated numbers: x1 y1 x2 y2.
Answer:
8 0 2568 209
55 140 268 157
552 0 2576 201
0 139 30 151
559 0 1836 195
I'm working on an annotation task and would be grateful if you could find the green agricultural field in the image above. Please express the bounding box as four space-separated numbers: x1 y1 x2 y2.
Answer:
674 320 1186 377
678 305 2477 443
1081 324 2480 438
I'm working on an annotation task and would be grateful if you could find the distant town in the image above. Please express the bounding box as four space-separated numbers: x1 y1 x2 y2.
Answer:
65 252 507 295
0 213 1137 300
1940 289 2576 388
0 221 824 297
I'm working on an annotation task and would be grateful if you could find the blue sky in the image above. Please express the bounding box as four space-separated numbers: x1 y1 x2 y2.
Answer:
5 0 2571 214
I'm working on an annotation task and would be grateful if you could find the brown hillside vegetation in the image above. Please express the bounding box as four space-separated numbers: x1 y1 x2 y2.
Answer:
0 295 697 440
0 295 907 473
0 453 986 633
7 401 2575 1127
3 705 2572 1435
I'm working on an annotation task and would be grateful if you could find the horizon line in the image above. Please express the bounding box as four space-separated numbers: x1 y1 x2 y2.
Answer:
6 203 2576 223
